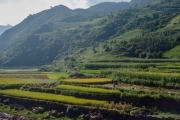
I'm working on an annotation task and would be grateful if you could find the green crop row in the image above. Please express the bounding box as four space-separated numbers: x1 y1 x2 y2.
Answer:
157 66 180 69
0 89 107 106
101 70 180 89
56 85 120 95
102 70 180 83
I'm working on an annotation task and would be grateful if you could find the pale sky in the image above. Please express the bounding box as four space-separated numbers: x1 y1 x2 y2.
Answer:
0 0 130 26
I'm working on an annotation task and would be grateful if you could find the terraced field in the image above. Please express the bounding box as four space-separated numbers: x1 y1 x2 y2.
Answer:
0 89 107 106
56 85 120 94
0 78 37 85
0 64 180 119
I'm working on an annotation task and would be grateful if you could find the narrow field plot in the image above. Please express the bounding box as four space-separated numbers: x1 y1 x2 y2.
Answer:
61 78 112 84
56 85 120 94
22 79 57 84
0 74 49 79
0 89 107 106
42 72 68 80
0 78 37 85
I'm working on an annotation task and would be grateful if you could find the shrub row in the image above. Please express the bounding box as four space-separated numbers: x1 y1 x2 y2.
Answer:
0 85 22 90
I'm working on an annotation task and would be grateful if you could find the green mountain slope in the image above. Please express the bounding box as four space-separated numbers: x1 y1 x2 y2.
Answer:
0 1 138 52
0 0 180 67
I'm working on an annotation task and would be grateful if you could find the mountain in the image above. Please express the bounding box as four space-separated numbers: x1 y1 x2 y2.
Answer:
0 0 180 67
0 1 136 52
0 25 12 35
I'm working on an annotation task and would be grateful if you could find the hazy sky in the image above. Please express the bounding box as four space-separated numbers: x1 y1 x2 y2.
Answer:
0 0 130 26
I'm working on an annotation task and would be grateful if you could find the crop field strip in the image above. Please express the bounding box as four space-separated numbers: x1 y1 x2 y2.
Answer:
0 74 49 79
41 72 69 80
60 78 112 84
0 89 107 106
0 78 37 85
56 85 120 94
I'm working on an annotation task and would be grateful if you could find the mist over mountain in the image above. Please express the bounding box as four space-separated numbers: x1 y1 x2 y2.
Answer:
0 0 180 67
0 25 12 35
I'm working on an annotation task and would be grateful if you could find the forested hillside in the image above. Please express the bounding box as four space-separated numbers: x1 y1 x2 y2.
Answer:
0 0 180 67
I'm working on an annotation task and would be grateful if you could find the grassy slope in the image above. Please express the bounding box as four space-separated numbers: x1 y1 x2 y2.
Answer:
163 45 180 58
158 14 180 32
110 29 142 42
150 14 180 59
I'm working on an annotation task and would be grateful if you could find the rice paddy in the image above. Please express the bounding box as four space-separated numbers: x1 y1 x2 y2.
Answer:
42 72 69 80
0 78 37 85
0 89 107 106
